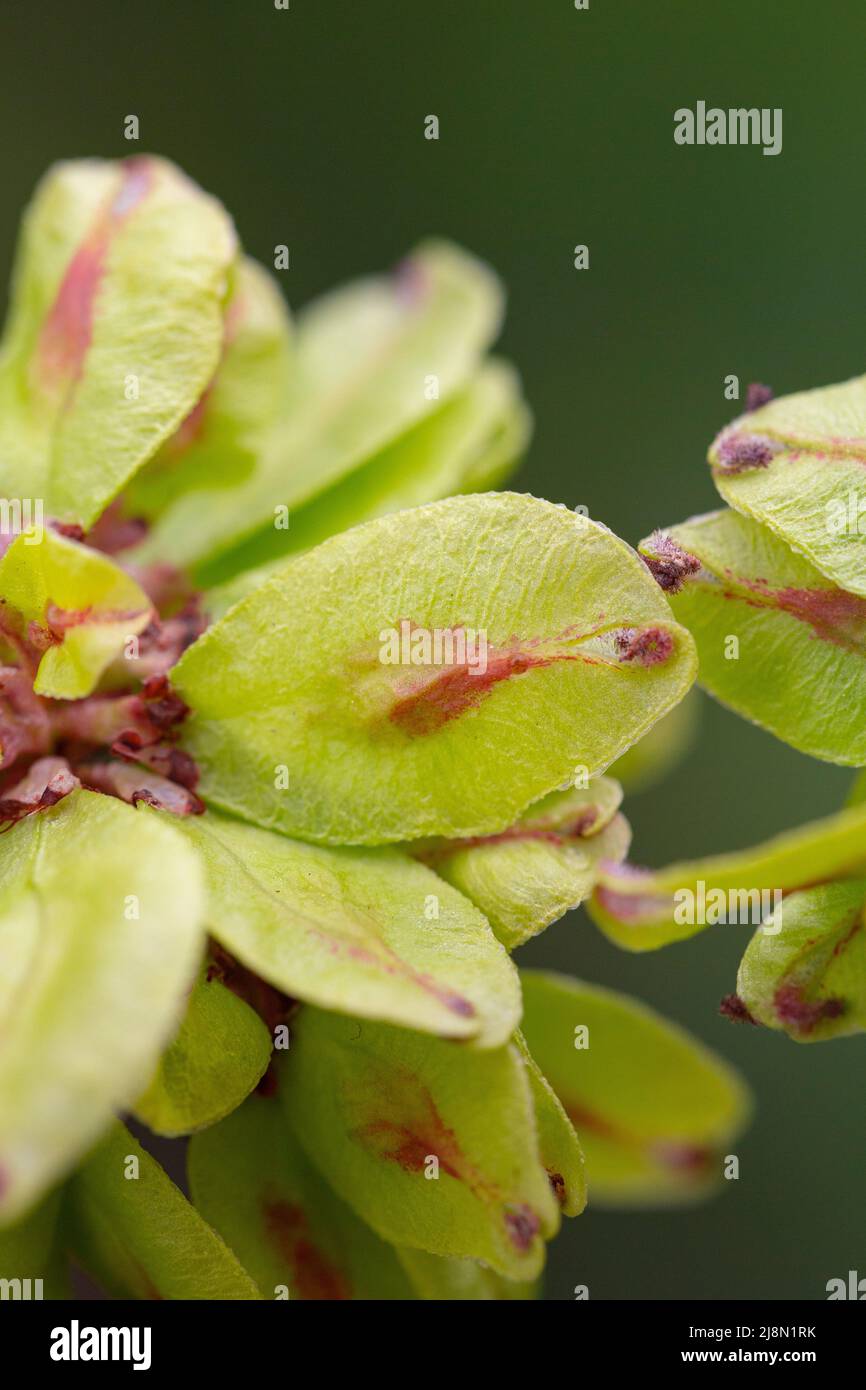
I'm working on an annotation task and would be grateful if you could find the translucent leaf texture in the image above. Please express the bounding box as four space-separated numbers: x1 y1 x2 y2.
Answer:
178 809 520 1047
520 971 750 1205
66 1122 260 1299
588 799 866 951
0 156 236 526
199 358 530 599
188 1094 413 1300
279 1009 559 1280
0 790 204 1223
608 690 698 793
0 526 151 699
709 374 866 596
133 966 272 1137
643 509 866 764
410 777 629 950
137 240 503 571
736 878 866 1042
124 256 295 520
174 493 697 845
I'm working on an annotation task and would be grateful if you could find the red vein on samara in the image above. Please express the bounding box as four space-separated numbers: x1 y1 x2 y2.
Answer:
388 625 673 736
37 157 153 390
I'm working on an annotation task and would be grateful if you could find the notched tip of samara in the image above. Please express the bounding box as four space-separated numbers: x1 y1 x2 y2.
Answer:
614 625 674 666
719 993 758 1026
548 1171 567 1206
392 254 429 307
641 531 701 594
712 428 784 475
504 1202 541 1252
650 1141 715 1176
441 992 477 1019
745 382 774 413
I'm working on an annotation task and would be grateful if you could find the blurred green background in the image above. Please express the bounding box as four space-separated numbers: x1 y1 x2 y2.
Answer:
1 0 863 1299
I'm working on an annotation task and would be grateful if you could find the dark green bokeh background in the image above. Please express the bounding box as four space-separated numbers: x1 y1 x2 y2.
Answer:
2 0 863 1299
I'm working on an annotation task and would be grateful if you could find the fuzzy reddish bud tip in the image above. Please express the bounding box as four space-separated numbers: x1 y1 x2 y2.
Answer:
642 532 701 594
715 430 783 475
504 1204 541 1252
393 256 428 306
719 993 758 1026
652 1141 714 1174
614 626 674 666
745 382 774 413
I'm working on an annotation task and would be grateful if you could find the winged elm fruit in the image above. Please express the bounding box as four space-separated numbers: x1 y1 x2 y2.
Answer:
708 371 866 597
641 507 866 763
